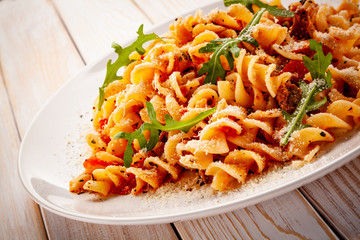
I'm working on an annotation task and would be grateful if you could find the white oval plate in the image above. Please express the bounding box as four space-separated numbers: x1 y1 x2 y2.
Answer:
18 0 360 225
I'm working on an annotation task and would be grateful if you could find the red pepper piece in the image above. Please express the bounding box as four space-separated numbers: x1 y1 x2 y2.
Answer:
281 60 309 83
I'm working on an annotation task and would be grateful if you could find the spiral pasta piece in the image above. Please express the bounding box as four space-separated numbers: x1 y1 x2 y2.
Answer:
206 150 266 190
327 100 360 125
306 113 352 130
288 128 334 158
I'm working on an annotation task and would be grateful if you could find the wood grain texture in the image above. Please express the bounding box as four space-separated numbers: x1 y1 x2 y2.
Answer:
175 191 337 240
300 157 360 239
0 63 47 239
0 0 84 136
52 0 153 63
42 210 178 240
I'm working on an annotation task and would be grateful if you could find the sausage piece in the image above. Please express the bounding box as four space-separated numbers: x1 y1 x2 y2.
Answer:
289 0 318 40
276 81 302 114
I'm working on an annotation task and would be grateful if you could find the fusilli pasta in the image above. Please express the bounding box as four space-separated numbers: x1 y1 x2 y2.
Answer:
70 0 360 196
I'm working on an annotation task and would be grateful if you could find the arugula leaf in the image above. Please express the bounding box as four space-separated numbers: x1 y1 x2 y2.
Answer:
145 102 216 132
113 124 160 168
98 25 161 110
224 0 294 17
198 8 265 85
280 40 333 146
114 102 216 167
303 40 333 87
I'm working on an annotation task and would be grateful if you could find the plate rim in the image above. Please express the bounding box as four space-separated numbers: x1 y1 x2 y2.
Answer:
18 141 360 225
18 0 360 225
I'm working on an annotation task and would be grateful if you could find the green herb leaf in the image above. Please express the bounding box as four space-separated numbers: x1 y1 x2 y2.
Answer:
113 102 216 167
114 124 160 168
198 8 265 85
224 0 294 17
145 102 216 132
280 40 333 146
98 25 161 110
303 39 333 88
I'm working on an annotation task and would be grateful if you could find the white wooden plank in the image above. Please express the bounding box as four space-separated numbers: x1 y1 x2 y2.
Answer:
300 157 360 239
0 65 47 239
175 191 337 239
0 0 178 238
42 210 178 240
0 0 84 136
52 0 153 63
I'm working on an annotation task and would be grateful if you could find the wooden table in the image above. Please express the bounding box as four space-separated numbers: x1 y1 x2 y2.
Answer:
1 0 359 239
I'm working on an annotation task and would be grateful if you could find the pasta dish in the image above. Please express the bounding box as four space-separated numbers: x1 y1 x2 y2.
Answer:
70 0 360 196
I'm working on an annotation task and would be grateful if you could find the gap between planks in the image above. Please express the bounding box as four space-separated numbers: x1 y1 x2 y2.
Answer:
130 0 156 25
0 57 48 239
0 50 22 141
297 188 343 239
49 0 87 65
